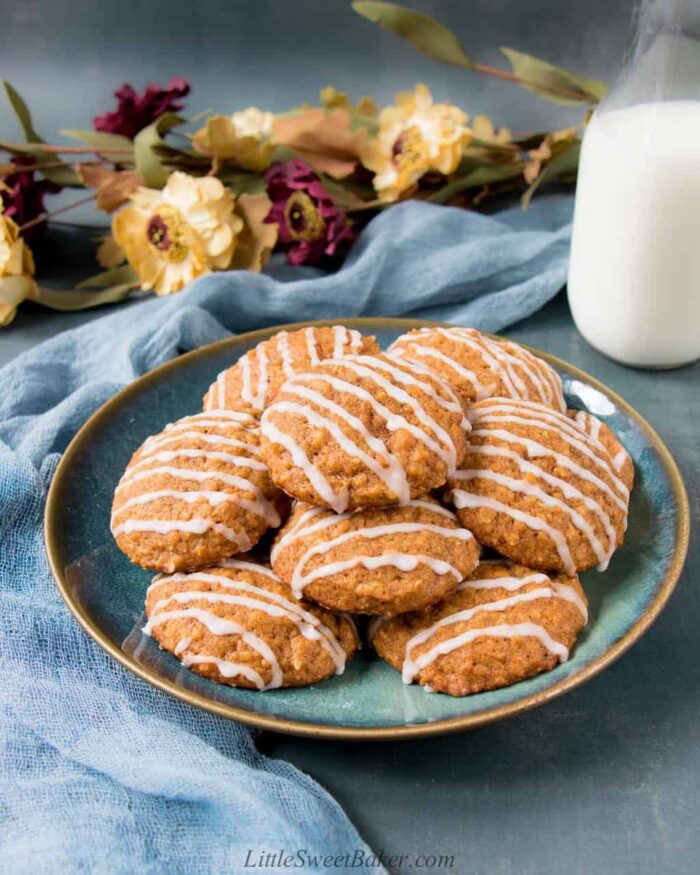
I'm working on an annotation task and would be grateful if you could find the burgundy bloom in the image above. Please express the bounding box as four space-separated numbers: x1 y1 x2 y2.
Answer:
264 159 356 267
93 76 190 139
1 154 61 231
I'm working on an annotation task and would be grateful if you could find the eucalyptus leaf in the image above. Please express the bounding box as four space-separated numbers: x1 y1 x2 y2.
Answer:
76 265 138 289
352 1 475 69
501 48 607 106
134 113 185 188
521 141 580 208
33 282 137 312
60 129 134 164
429 165 523 205
2 80 42 142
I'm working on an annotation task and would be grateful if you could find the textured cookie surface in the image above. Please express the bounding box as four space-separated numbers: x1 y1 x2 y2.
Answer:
446 398 630 573
203 325 380 416
568 409 634 492
388 326 566 410
372 560 587 696
271 497 480 616
111 410 282 573
260 352 468 511
144 558 358 689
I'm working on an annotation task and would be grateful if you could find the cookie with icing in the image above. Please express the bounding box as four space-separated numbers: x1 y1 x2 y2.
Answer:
567 409 634 492
372 560 587 697
388 326 566 411
111 410 282 573
260 352 469 511
202 325 380 417
271 497 480 616
446 397 630 574
144 558 358 690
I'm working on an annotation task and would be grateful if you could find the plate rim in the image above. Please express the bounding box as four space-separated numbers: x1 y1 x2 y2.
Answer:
44 317 691 741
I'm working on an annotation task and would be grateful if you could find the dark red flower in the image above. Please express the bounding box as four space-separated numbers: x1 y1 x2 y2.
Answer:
93 77 191 139
264 159 356 267
1 154 61 231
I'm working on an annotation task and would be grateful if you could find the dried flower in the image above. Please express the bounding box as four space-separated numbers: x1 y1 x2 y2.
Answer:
0 155 61 229
523 127 578 184
0 200 37 326
93 77 190 139
192 107 275 171
264 159 355 267
362 84 470 202
112 171 243 295
320 86 377 117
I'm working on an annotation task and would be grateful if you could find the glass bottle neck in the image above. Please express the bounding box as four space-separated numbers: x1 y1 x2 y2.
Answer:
603 0 700 111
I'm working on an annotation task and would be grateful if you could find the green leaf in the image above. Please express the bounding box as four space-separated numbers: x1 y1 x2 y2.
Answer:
60 129 134 164
133 113 185 187
33 280 137 312
521 141 580 208
1 82 80 186
2 80 43 142
429 164 523 205
352 1 475 69
76 265 138 289
501 48 607 106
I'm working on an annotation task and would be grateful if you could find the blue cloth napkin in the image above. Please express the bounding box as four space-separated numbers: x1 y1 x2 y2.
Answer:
0 195 573 872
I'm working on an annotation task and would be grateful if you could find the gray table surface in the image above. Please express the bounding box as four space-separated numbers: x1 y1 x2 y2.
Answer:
2 285 697 875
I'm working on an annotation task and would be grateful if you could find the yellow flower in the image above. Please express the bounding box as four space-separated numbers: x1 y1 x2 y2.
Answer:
320 86 377 117
362 84 470 202
112 171 243 296
192 108 275 171
524 127 578 184
0 202 37 327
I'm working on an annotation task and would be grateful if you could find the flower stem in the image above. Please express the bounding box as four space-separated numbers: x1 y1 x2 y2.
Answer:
19 192 97 232
472 62 585 102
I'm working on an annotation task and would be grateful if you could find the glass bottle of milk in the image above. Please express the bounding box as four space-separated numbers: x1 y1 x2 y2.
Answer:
568 0 700 368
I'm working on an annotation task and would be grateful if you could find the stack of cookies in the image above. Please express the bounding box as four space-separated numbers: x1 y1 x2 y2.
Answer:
111 324 633 697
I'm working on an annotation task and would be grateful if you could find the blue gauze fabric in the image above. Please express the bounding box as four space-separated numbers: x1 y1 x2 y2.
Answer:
0 195 573 873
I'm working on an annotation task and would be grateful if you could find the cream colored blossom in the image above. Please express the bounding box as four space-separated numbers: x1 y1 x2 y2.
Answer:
0 202 37 327
362 84 470 202
192 107 275 171
112 171 243 296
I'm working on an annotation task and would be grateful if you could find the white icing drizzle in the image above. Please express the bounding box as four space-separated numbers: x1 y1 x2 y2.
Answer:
403 622 570 685
182 654 268 689
464 444 618 555
335 356 460 466
114 466 279 525
367 616 386 642
125 448 268 477
290 521 474 598
471 403 628 498
349 329 364 353
145 608 283 689
279 385 410 505
613 448 628 471
180 409 257 426
396 327 566 411
470 428 628 514
141 431 260 457
113 517 252 550
149 568 347 673
368 353 466 416
454 468 612 569
333 325 349 358
240 344 269 411
272 499 458 567
277 331 294 379
260 418 344 511
457 572 588 622
393 343 491 401
289 368 456 468
450 489 575 574
305 327 320 365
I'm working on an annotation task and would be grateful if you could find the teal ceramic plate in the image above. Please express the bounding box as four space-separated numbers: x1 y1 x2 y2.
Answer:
45 318 690 740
